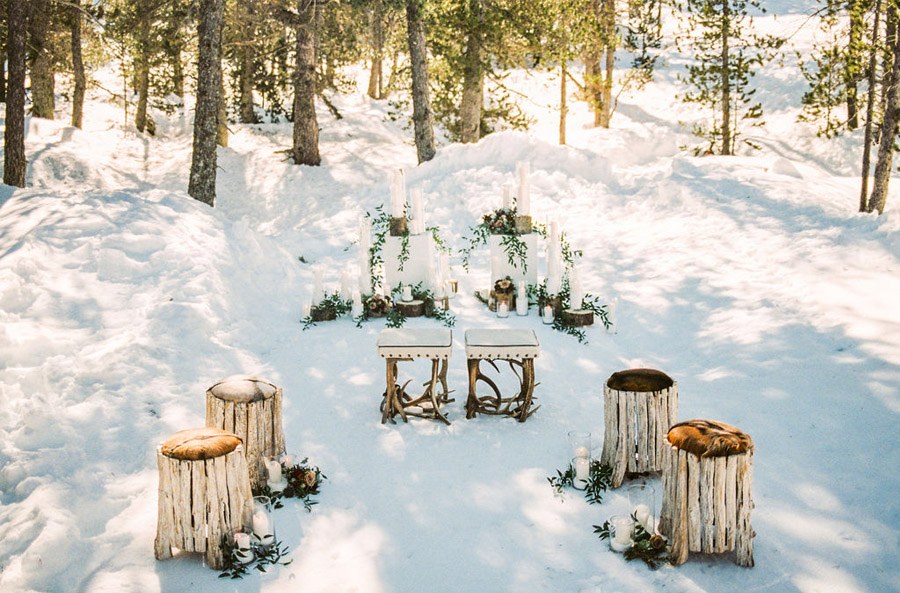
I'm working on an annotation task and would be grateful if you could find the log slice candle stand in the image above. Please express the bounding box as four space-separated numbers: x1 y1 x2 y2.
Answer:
600 368 678 488
389 217 408 236
206 375 285 490
154 427 252 570
659 419 755 567
514 215 532 235
394 299 426 317
561 309 593 326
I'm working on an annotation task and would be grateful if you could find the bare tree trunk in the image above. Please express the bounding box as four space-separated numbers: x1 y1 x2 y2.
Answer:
217 74 228 147
869 6 900 215
598 0 615 128
135 4 151 133
406 0 435 162
169 40 185 98
292 0 321 166
720 1 732 155
1 47 7 103
585 56 602 127
559 63 567 145
847 0 864 130
238 0 258 122
71 0 86 129
28 0 54 119
859 0 884 212
188 0 225 206
4 0 27 187
367 0 384 99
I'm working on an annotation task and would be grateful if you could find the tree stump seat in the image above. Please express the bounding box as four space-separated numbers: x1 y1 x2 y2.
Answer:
600 368 678 487
154 427 253 570
206 375 285 490
659 419 755 567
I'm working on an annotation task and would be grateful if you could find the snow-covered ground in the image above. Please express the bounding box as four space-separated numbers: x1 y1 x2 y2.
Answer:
1 3 899 592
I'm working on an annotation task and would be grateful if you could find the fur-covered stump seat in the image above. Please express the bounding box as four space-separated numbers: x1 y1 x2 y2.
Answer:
659 419 755 567
206 375 285 490
154 427 253 570
600 368 678 487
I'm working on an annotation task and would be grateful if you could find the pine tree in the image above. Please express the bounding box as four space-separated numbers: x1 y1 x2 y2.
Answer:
678 0 782 155
188 0 225 206
291 0 321 166
70 0 86 129
4 0 27 187
406 0 436 161
27 0 55 119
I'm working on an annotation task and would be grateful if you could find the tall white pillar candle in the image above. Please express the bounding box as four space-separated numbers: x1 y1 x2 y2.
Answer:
569 267 583 310
313 268 324 302
390 169 406 217
410 187 425 234
502 184 512 209
351 291 363 317
516 281 528 315
517 161 530 215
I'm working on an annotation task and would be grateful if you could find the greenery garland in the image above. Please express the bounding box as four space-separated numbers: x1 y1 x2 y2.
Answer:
460 207 538 272
301 292 353 330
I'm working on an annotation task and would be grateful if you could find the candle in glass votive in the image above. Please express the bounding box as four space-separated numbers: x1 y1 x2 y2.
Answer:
233 532 253 564
573 457 589 489
497 301 509 318
252 498 274 545
610 514 634 551
401 284 413 302
542 305 554 324
634 504 652 532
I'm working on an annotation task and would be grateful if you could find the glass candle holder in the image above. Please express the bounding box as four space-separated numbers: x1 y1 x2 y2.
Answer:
572 456 590 490
626 482 656 534
567 431 592 460
250 496 275 550
609 514 634 552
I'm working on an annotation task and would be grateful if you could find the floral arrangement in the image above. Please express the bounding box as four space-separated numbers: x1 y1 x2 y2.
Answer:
254 457 326 512
219 532 292 579
493 276 514 295
460 207 543 273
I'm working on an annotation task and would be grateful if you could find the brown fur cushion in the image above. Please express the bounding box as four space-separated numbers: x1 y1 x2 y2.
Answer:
160 427 242 460
607 368 674 392
667 419 752 458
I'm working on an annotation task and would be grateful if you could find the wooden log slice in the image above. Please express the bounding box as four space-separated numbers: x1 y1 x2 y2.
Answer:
311 306 337 322
514 215 532 235
561 309 593 326
389 217 408 236
160 427 241 461
395 299 426 317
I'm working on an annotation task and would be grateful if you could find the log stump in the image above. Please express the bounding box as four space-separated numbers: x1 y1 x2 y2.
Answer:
659 419 755 567
206 376 285 490
154 427 253 570
600 368 678 488
561 309 593 327
395 299 426 317
389 217 408 236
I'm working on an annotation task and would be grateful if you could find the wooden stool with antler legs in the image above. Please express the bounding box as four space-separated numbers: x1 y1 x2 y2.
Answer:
377 328 453 425
464 329 540 422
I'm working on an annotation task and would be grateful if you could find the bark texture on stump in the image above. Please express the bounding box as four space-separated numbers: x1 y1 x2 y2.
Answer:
154 427 252 571
205 376 285 490
659 420 754 567
600 368 678 488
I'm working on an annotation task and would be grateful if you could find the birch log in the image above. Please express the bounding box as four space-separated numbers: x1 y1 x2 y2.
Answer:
155 427 253 570
600 368 678 488
659 419 754 567
206 376 285 490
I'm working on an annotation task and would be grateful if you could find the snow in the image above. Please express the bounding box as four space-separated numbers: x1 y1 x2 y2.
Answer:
2 3 899 592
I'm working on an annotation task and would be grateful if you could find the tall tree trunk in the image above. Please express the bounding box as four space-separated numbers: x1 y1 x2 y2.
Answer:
135 4 151 133
367 0 384 99
459 0 484 144
598 0 615 128
585 56 602 127
28 0 54 119
859 0 884 212
217 74 228 147
847 0 864 130
188 0 224 206
559 62 567 145
1 48 7 103
292 0 320 166
4 0 27 187
869 5 900 215
167 39 185 98
406 0 435 162
238 0 257 122
721 0 732 155
71 0 86 129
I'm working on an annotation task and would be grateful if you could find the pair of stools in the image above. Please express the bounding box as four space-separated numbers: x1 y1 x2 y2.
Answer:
154 376 285 570
599 368 755 567
376 328 541 424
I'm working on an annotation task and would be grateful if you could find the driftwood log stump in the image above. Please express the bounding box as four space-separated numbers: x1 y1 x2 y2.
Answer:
659 419 755 567
154 427 253 570
600 368 678 488
206 376 285 490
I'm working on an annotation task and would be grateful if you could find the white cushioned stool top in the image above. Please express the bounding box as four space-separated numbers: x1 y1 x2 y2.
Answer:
377 328 452 359
465 329 540 360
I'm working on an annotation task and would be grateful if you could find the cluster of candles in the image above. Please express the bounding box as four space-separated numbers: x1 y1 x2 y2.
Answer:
499 161 532 215
389 169 427 235
609 483 656 553
232 494 276 564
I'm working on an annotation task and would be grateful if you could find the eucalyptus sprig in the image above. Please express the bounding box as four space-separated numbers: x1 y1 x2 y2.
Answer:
218 534 293 579
547 460 613 504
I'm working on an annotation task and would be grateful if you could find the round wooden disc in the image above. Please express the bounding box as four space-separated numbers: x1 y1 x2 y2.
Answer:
395 299 425 317
208 376 277 403
561 309 593 327
606 368 674 392
667 419 752 457
160 427 242 460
